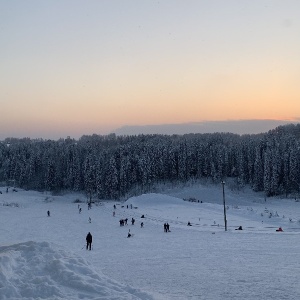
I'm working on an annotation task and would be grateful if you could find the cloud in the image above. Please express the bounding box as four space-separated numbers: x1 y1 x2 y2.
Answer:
113 119 299 136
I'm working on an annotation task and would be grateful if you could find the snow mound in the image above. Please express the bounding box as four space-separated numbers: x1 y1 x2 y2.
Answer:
0 241 154 300
126 193 183 207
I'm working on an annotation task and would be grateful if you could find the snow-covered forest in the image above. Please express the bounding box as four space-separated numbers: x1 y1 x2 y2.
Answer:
1 124 300 200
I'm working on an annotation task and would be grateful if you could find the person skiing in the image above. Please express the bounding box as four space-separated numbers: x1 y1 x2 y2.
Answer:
131 218 135 225
86 232 92 250
47 210 50 217
127 229 132 238
141 222 144 228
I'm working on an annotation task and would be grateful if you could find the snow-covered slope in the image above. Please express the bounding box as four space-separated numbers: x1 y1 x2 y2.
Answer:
1 185 300 299
0 241 151 300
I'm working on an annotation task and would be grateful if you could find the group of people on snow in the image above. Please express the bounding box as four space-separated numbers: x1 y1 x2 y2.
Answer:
234 225 284 232
72 199 287 252
119 217 136 226
119 218 128 226
113 205 145 237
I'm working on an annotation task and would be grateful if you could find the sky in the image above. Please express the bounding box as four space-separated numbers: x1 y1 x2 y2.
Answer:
1 185 300 299
1 0 300 140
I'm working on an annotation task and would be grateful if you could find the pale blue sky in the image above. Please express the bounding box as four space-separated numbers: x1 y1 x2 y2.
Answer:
1 0 300 139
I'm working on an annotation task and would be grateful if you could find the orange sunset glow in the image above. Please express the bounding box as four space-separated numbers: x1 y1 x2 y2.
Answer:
1 1 299 139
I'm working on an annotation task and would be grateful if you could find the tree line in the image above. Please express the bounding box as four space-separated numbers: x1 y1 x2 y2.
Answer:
0 124 299 200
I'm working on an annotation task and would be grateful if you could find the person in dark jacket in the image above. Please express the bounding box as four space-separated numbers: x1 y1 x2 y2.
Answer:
166 223 170 232
86 232 92 250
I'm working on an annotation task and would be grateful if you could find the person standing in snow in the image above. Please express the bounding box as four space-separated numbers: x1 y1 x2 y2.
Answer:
86 232 93 250
166 223 170 232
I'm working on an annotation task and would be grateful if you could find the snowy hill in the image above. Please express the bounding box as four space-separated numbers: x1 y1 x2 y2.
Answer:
0 241 151 300
1 185 300 299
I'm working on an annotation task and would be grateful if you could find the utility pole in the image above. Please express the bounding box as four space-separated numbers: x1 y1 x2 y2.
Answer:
221 181 227 231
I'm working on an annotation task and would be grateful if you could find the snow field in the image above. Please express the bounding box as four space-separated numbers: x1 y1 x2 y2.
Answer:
1 186 300 299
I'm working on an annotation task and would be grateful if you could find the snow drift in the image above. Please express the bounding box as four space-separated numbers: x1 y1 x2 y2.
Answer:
0 241 153 300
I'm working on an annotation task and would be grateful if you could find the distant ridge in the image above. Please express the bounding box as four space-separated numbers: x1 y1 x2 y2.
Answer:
113 119 298 136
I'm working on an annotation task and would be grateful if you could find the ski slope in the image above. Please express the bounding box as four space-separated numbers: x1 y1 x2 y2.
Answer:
1 185 300 299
